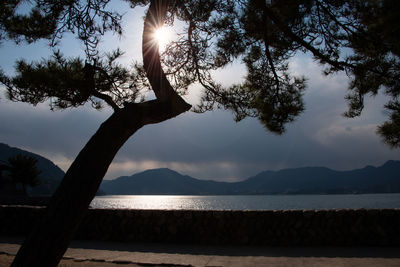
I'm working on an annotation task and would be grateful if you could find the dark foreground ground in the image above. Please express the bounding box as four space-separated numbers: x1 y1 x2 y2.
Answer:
1 236 400 267
0 254 149 267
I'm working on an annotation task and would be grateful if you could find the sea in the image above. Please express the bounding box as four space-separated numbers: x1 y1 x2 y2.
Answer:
90 193 400 210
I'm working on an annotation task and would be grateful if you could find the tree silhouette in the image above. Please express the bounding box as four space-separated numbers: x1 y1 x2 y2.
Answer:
8 154 41 195
0 0 399 266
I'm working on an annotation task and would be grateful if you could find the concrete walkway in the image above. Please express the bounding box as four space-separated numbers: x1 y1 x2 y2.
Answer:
1 236 400 266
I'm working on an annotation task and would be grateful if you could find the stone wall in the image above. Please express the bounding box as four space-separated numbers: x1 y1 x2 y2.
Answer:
1 206 399 246
0 196 50 206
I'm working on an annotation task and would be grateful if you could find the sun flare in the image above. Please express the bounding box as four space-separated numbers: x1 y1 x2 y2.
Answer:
153 26 172 50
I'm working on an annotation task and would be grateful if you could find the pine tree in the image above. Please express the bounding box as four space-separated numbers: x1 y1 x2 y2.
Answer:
8 154 41 195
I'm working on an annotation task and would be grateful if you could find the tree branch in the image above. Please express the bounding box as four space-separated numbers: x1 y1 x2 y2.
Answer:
83 63 120 111
90 89 119 111
316 1 357 36
142 0 191 113
178 4 224 100
263 5 352 71
261 3 280 91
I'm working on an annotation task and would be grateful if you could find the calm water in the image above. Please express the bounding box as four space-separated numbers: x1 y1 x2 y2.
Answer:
90 193 400 210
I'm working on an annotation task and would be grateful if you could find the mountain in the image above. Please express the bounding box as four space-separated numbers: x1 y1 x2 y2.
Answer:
101 161 400 195
1 142 399 196
0 143 65 195
232 160 400 194
101 168 228 195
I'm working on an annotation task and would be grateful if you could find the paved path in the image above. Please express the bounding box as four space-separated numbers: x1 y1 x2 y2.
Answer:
1 236 400 266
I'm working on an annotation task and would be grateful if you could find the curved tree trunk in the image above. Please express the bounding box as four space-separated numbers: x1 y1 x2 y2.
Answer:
11 1 190 266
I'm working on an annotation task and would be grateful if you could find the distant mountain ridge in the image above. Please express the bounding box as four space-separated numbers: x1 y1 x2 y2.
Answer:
1 143 399 196
101 161 400 195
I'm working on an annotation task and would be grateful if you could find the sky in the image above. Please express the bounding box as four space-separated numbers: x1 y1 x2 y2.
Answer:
0 3 399 182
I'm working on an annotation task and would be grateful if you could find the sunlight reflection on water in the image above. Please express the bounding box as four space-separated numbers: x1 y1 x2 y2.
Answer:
90 194 400 210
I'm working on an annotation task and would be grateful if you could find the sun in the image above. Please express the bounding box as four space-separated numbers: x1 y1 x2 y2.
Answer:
153 26 172 50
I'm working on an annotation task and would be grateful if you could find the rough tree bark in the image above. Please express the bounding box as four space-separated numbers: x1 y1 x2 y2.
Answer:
11 1 191 266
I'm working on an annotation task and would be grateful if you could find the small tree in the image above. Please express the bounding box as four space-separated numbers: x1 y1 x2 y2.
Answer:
8 154 41 195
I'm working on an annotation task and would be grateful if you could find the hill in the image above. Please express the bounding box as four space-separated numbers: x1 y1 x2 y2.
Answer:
0 143 65 195
101 161 400 195
101 168 228 195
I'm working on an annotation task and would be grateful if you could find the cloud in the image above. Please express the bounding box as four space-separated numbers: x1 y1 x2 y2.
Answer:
0 93 111 159
1 27 399 183
314 124 377 146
